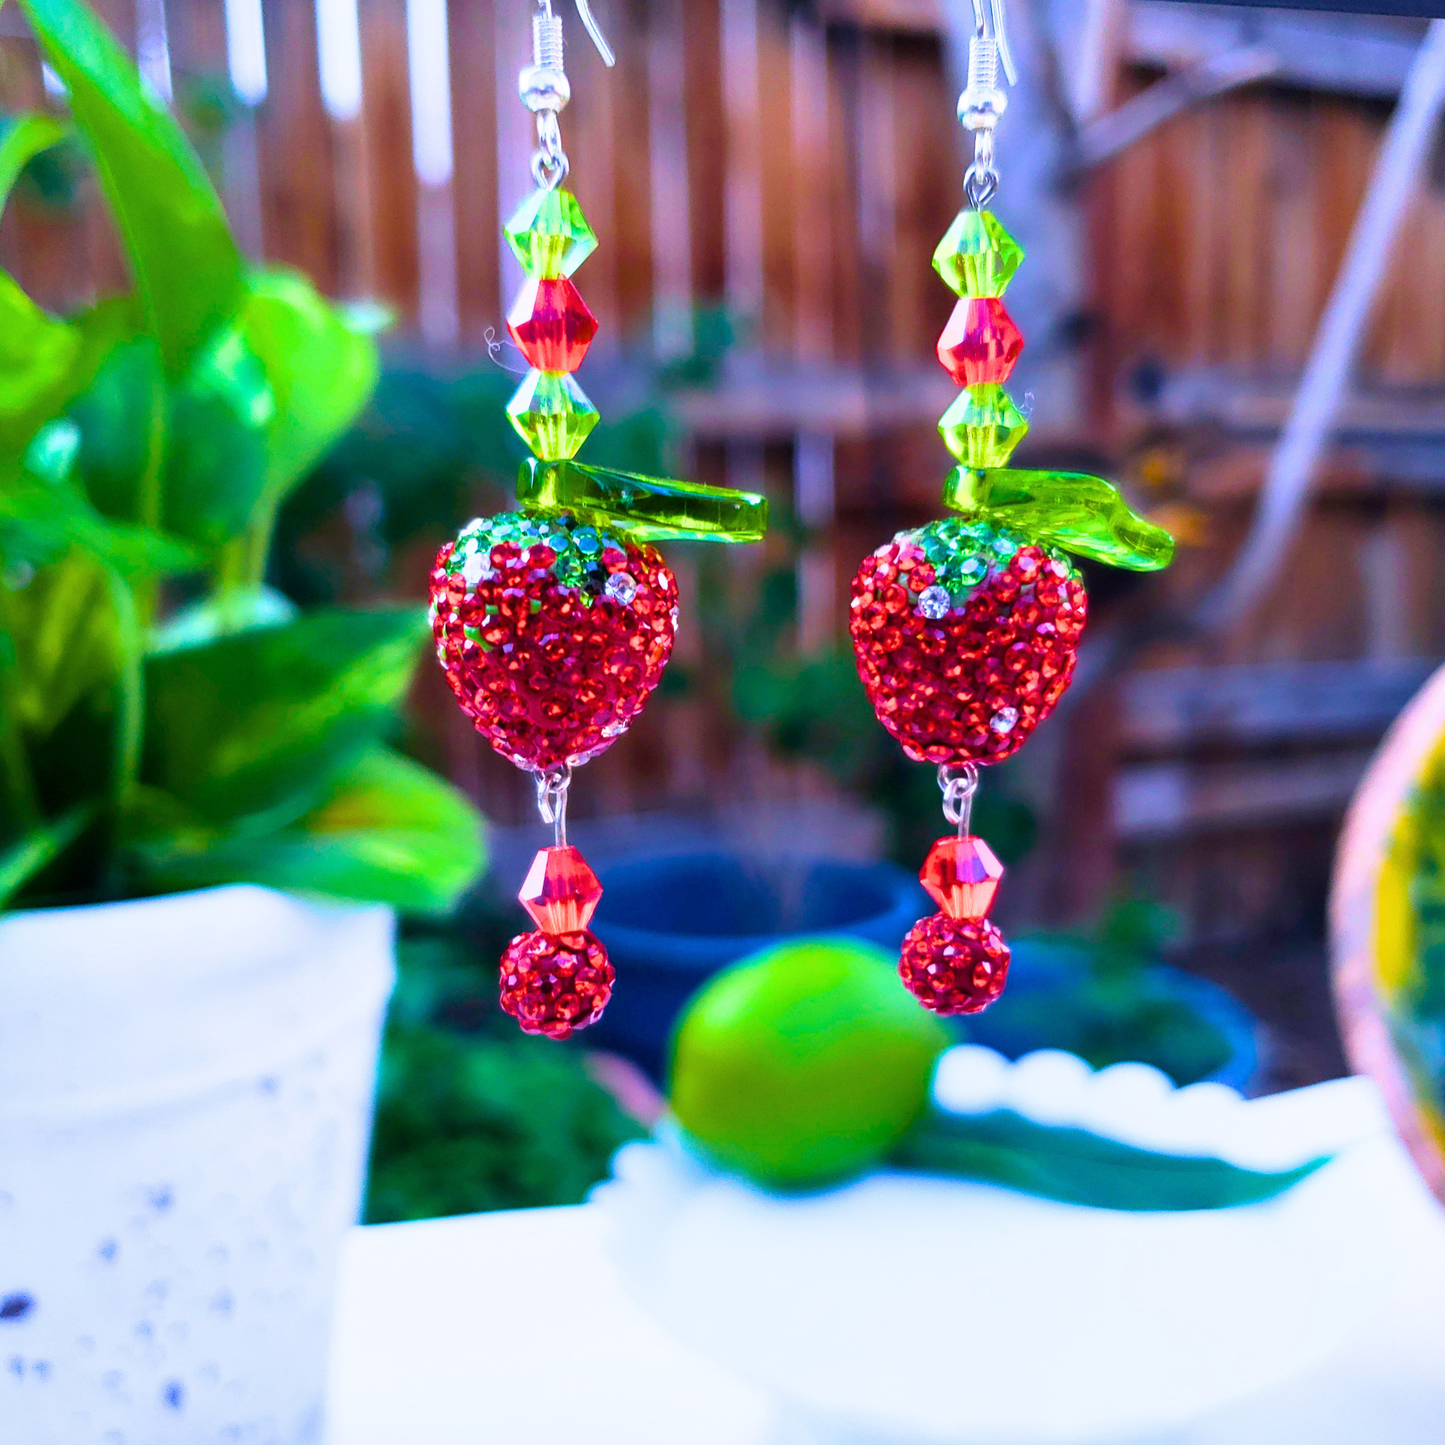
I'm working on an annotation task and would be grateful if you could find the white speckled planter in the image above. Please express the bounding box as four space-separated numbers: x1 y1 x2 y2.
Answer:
0 885 394 1445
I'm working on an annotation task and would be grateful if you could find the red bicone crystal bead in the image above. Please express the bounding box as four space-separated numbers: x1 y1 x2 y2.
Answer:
499 927 613 1039
937 297 1023 386
519 845 603 934
920 835 1004 920
899 912 1009 1016
507 277 598 373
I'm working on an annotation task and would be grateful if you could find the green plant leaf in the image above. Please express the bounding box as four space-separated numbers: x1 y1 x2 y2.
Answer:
0 272 83 455
888 1107 1328 1211
142 605 429 823
125 746 485 913
66 327 161 520
17 0 243 376
0 801 93 906
149 584 297 655
163 323 274 546
242 270 379 508
0 112 68 213
0 448 198 579
0 550 118 736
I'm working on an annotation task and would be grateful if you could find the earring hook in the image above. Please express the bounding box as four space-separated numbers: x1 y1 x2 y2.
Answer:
969 0 1017 87
537 0 615 69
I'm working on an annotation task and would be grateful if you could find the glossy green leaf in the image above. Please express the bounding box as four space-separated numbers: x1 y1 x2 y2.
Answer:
164 324 274 546
0 551 119 736
889 1107 1327 1211
0 272 83 455
125 746 484 913
518 458 769 543
149 584 297 656
0 450 198 580
0 112 68 213
66 328 162 520
0 801 94 906
17 0 243 375
142 606 428 823
241 270 380 508
943 466 1175 571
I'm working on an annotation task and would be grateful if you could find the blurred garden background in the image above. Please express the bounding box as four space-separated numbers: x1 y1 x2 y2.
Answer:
8 0 1445 1215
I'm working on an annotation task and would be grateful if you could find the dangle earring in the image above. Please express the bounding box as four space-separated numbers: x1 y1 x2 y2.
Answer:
849 0 1173 1016
431 0 767 1040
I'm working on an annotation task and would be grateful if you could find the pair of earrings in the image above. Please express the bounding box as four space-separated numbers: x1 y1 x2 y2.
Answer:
430 0 1173 1041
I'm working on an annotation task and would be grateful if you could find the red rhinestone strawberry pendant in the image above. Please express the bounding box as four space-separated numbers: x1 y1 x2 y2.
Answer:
853 201 1173 1018
850 517 1086 767
431 511 678 773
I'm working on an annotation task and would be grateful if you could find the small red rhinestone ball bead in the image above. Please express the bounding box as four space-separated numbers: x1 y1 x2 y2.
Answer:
499 928 614 1040
899 912 1010 1015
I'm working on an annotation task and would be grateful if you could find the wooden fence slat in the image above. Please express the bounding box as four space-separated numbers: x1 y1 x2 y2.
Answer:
358 0 418 318
647 0 692 358
448 0 499 341
259 0 338 292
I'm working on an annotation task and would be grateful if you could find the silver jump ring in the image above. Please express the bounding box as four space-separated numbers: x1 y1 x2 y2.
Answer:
535 764 573 846
965 162 998 210
938 763 980 836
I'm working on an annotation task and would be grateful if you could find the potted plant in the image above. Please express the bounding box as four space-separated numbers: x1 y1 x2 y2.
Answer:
0 1 483 1437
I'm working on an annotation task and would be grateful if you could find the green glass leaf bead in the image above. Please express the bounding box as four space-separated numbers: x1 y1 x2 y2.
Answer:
518 458 768 544
933 209 1025 298
942 466 1176 571
506 371 599 461
939 383 1028 468
504 188 598 279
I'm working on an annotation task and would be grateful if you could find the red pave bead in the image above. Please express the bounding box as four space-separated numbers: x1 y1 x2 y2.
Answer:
507 278 598 373
431 512 679 772
849 521 1086 768
920 835 1004 919
499 928 613 1039
519 845 603 934
937 297 1023 386
899 912 1009 1016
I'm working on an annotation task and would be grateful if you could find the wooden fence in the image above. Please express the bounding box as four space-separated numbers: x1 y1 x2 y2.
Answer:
5 0 1445 955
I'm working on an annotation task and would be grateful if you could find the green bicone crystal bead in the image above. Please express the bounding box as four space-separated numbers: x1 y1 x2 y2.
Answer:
942 466 1176 571
506 371 599 460
933 209 1025 298
518 458 769 544
504 188 598 279
939 383 1028 468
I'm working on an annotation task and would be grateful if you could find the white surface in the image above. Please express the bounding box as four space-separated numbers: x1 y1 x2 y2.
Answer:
595 1049 1445 1444
327 1049 1445 1445
326 1208 778 1445
0 886 394 1445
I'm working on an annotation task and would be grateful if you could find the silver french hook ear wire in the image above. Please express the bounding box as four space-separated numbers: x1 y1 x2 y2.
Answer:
960 0 1014 208
520 0 616 191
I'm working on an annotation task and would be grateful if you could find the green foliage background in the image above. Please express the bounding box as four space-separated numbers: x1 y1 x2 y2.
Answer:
0 0 483 913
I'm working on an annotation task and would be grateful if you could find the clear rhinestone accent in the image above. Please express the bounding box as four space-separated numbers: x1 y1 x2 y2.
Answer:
605 571 638 605
990 706 1019 735
917 585 952 620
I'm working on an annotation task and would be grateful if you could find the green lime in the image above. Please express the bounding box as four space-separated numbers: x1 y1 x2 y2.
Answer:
668 937 951 1188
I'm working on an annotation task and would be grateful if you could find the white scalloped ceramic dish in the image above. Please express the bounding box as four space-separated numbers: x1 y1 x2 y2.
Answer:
593 1047 1445 1445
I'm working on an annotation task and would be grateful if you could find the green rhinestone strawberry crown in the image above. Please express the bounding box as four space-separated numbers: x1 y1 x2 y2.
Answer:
931 205 1173 573
906 515 1075 609
441 510 637 608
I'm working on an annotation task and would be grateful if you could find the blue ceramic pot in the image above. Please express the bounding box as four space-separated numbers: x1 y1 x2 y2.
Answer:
589 852 926 1079
588 852 1258 1092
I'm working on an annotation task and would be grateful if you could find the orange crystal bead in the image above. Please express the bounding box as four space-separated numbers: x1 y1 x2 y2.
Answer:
518 845 603 934
920 835 1004 919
